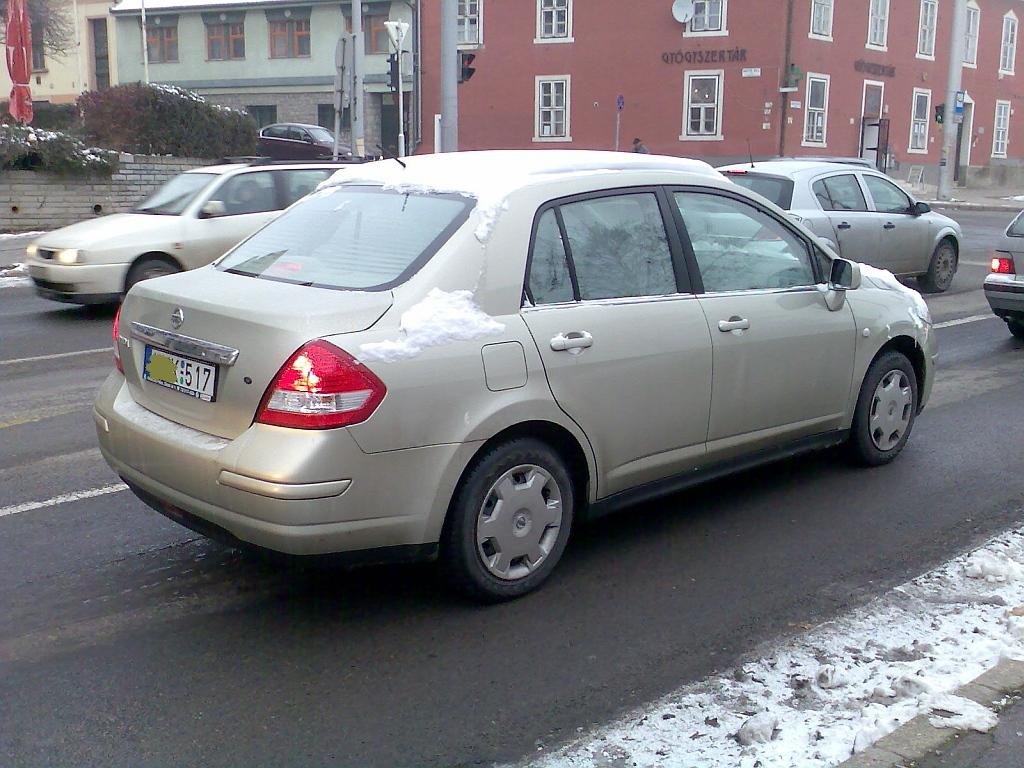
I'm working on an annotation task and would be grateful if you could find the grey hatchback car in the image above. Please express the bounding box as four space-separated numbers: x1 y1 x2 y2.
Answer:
719 160 962 292
95 151 936 601
984 210 1024 339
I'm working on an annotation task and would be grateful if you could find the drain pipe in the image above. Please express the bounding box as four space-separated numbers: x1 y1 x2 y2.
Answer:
778 0 795 157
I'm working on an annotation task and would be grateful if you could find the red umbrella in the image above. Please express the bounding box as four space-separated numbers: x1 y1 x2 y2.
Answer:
5 0 33 123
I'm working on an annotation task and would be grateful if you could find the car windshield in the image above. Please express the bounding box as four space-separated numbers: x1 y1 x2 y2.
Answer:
134 173 218 215
308 127 334 143
216 186 473 290
721 172 795 209
1007 211 1024 237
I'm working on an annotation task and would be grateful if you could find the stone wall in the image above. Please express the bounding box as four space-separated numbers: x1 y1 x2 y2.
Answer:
0 155 212 233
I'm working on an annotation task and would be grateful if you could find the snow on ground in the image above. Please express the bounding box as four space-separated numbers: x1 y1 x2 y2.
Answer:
0 263 30 288
0 230 43 240
357 288 504 362
522 526 1024 768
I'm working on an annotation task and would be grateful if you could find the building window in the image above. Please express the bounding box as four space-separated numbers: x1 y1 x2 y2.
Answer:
687 0 726 35
803 74 829 146
993 100 1011 157
318 103 351 130
810 0 833 39
146 23 178 64
365 15 390 53
1001 13 1018 74
30 18 45 70
867 0 889 48
682 71 723 139
535 76 570 141
536 0 572 42
965 2 980 66
909 89 931 153
269 19 310 58
247 104 277 128
918 0 937 58
458 0 481 45
207 23 245 60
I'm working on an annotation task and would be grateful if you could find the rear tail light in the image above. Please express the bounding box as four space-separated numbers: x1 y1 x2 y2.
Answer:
113 304 124 373
991 254 1016 274
256 340 386 429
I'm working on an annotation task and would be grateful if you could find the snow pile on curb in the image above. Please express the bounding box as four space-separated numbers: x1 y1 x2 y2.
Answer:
524 527 1024 768
358 288 504 362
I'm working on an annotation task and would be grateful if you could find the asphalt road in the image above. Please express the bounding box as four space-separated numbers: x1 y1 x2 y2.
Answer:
1 210 1022 767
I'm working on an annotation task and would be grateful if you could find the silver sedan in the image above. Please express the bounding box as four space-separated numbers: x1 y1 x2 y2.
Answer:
719 160 962 292
984 210 1024 339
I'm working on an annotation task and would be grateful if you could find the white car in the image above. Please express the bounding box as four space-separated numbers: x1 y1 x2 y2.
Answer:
25 161 341 305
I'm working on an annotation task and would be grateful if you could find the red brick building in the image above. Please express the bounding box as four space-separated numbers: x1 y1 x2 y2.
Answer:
418 0 1024 183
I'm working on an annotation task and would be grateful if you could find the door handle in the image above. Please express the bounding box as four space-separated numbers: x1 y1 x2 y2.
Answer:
550 331 594 352
836 221 852 230
718 316 751 333
883 222 896 230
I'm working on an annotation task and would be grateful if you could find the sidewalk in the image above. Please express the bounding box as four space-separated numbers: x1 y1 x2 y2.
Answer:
0 232 39 267
894 179 1024 211
914 693 1024 768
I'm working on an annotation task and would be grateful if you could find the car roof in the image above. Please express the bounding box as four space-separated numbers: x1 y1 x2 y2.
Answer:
322 150 723 200
718 159 874 177
185 162 345 176
262 123 325 132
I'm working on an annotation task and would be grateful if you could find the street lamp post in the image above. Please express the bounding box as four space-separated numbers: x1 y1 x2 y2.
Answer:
140 0 151 84
384 20 410 157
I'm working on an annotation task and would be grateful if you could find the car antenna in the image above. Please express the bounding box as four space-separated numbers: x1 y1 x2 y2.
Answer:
747 139 755 168
392 157 407 169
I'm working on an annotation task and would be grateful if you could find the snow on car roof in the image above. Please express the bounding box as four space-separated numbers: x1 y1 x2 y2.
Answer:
718 159 871 177
323 150 720 200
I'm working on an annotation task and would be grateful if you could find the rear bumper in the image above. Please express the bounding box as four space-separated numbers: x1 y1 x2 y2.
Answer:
984 275 1024 317
94 373 475 557
27 259 128 304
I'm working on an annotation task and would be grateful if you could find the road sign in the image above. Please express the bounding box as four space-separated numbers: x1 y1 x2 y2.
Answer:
954 90 965 124
616 94 625 111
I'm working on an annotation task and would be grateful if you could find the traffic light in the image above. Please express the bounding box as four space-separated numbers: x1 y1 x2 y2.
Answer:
458 51 476 84
387 53 400 92
935 103 945 124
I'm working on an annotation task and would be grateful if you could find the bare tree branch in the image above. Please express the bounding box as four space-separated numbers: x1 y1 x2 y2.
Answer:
0 0 75 56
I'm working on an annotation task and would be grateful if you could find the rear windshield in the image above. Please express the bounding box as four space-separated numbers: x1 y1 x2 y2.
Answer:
721 172 795 210
216 186 473 290
135 172 217 215
1007 211 1024 237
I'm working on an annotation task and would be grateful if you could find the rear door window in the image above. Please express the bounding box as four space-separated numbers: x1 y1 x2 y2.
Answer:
527 209 575 305
217 186 473 290
559 193 677 300
674 191 815 292
277 169 333 207
1007 211 1024 237
812 174 868 212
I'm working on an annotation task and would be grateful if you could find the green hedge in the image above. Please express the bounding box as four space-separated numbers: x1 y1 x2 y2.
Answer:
0 123 119 176
78 83 257 158
0 101 79 132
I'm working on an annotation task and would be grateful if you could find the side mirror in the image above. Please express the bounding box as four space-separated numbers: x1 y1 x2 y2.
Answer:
911 201 931 215
829 258 862 291
200 200 227 218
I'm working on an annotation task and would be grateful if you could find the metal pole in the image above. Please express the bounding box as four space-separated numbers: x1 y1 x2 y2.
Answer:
140 0 150 85
351 0 365 158
938 0 968 200
72 0 85 92
439 0 458 152
614 112 621 151
333 37 346 160
397 53 406 157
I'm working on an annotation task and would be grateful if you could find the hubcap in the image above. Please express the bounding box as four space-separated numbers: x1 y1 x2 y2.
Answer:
869 370 913 451
476 464 563 581
935 248 955 287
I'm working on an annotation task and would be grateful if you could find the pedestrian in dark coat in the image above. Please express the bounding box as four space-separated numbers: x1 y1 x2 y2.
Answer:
632 138 651 154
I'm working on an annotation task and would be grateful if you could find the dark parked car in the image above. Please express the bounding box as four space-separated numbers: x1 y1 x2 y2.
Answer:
258 123 353 161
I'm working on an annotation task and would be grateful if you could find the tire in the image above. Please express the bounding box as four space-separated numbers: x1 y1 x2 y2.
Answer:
917 240 957 293
1008 317 1024 340
848 351 919 466
125 256 180 293
440 438 574 602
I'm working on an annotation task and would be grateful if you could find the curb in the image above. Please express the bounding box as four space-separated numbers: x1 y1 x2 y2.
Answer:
924 201 1021 213
838 659 1024 767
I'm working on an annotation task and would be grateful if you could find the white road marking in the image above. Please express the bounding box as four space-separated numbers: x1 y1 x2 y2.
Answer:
933 314 998 329
0 483 128 519
0 347 109 366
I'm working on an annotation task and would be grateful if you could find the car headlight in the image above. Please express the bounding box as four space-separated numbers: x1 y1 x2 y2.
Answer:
25 243 37 258
55 248 81 265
